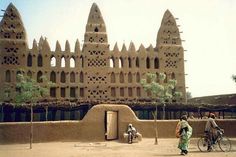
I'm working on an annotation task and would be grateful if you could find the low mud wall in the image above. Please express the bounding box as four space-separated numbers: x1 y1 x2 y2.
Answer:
0 104 236 144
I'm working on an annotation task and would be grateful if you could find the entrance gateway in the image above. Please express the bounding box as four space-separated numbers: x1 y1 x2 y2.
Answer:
105 111 118 140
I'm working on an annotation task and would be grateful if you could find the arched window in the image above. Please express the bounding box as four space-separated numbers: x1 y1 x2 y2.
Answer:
5 70 11 82
119 72 124 83
128 87 132 97
94 27 99 32
146 57 150 69
61 57 65 68
37 71 43 83
27 54 32 67
79 72 84 83
119 57 123 68
128 72 132 83
61 71 66 83
111 72 115 83
37 54 43 67
136 72 140 83
70 72 75 83
128 57 132 68
136 57 139 68
80 56 84 68
16 71 22 82
171 72 175 79
50 71 56 83
154 57 159 69
50 56 56 67
70 57 75 68
27 71 32 78
136 87 141 97
164 72 168 83
156 72 160 83
109 57 115 68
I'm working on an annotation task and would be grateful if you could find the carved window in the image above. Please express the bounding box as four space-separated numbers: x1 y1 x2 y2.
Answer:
61 57 65 68
50 88 56 97
128 87 132 97
70 72 75 83
119 57 123 68
164 72 168 83
111 87 116 97
146 57 150 69
27 71 32 78
50 71 56 83
27 54 32 67
4 33 10 38
5 70 11 82
171 72 175 79
37 54 43 67
16 32 23 39
80 88 84 97
156 73 160 83
61 88 65 98
119 72 124 83
94 27 99 32
154 58 159 69
128 57 132 68
111 72 115 83
50 56 56 67
70 87 76 98
128 72 132 83
79 72 84 83
136 57 139 68
70 57 75 68
37 71 43 83
136 72 140 83
109 57 115 68
120 88 124 97
61 71 66 83
136 87 141 97
80 56 84 68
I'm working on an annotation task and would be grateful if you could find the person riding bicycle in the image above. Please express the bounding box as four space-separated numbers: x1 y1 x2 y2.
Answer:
204 113 223 151
127 123 137 143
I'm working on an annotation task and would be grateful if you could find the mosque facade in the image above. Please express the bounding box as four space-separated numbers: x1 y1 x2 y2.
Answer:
0 3 186 103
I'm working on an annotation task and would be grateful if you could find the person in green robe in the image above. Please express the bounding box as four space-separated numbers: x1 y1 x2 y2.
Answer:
178 115 193 155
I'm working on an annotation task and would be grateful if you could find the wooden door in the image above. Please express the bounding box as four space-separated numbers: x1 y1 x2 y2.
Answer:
105 111 118 140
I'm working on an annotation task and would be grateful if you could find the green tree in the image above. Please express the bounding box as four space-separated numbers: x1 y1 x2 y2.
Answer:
232 75 236 83
140 73 182 144
186 91 192 100
15 73 53 149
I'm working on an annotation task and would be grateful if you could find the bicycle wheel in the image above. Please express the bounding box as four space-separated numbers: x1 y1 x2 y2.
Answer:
197 137 209 152
218 136 231 152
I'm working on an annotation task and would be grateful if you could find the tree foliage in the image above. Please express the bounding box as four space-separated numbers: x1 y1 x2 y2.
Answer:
140 73 182 103
232 75 236 83
15 74 54 104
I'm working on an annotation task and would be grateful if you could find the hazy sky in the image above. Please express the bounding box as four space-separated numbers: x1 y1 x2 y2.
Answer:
1 0 236 98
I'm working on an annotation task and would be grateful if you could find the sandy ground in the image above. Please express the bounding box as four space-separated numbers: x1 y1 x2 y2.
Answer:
0 138 235 157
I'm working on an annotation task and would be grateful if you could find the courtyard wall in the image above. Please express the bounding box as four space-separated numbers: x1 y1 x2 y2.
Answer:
0 104 235 144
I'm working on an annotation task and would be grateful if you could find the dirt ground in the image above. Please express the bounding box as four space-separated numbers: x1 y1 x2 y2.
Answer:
0 138 235 157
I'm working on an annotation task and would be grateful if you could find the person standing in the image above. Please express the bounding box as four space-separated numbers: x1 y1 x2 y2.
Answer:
178 115 193 155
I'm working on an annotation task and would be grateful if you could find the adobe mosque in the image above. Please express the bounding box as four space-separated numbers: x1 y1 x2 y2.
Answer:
0 3 186 103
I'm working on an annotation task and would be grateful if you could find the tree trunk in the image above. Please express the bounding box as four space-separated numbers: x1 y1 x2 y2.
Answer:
154 103 158 145
30 104 33 149
45 106 48 121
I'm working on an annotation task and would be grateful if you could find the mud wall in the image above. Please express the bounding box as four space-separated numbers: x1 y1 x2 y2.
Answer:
0 104 236 144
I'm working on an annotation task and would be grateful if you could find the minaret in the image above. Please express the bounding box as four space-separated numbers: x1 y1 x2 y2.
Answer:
0 3 28 101
82 3 109 102
156 10 186 102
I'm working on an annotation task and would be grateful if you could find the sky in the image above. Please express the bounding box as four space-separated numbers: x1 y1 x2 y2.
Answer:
0 0 236 98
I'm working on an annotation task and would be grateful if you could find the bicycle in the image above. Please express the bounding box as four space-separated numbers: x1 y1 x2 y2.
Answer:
197 129 231 152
